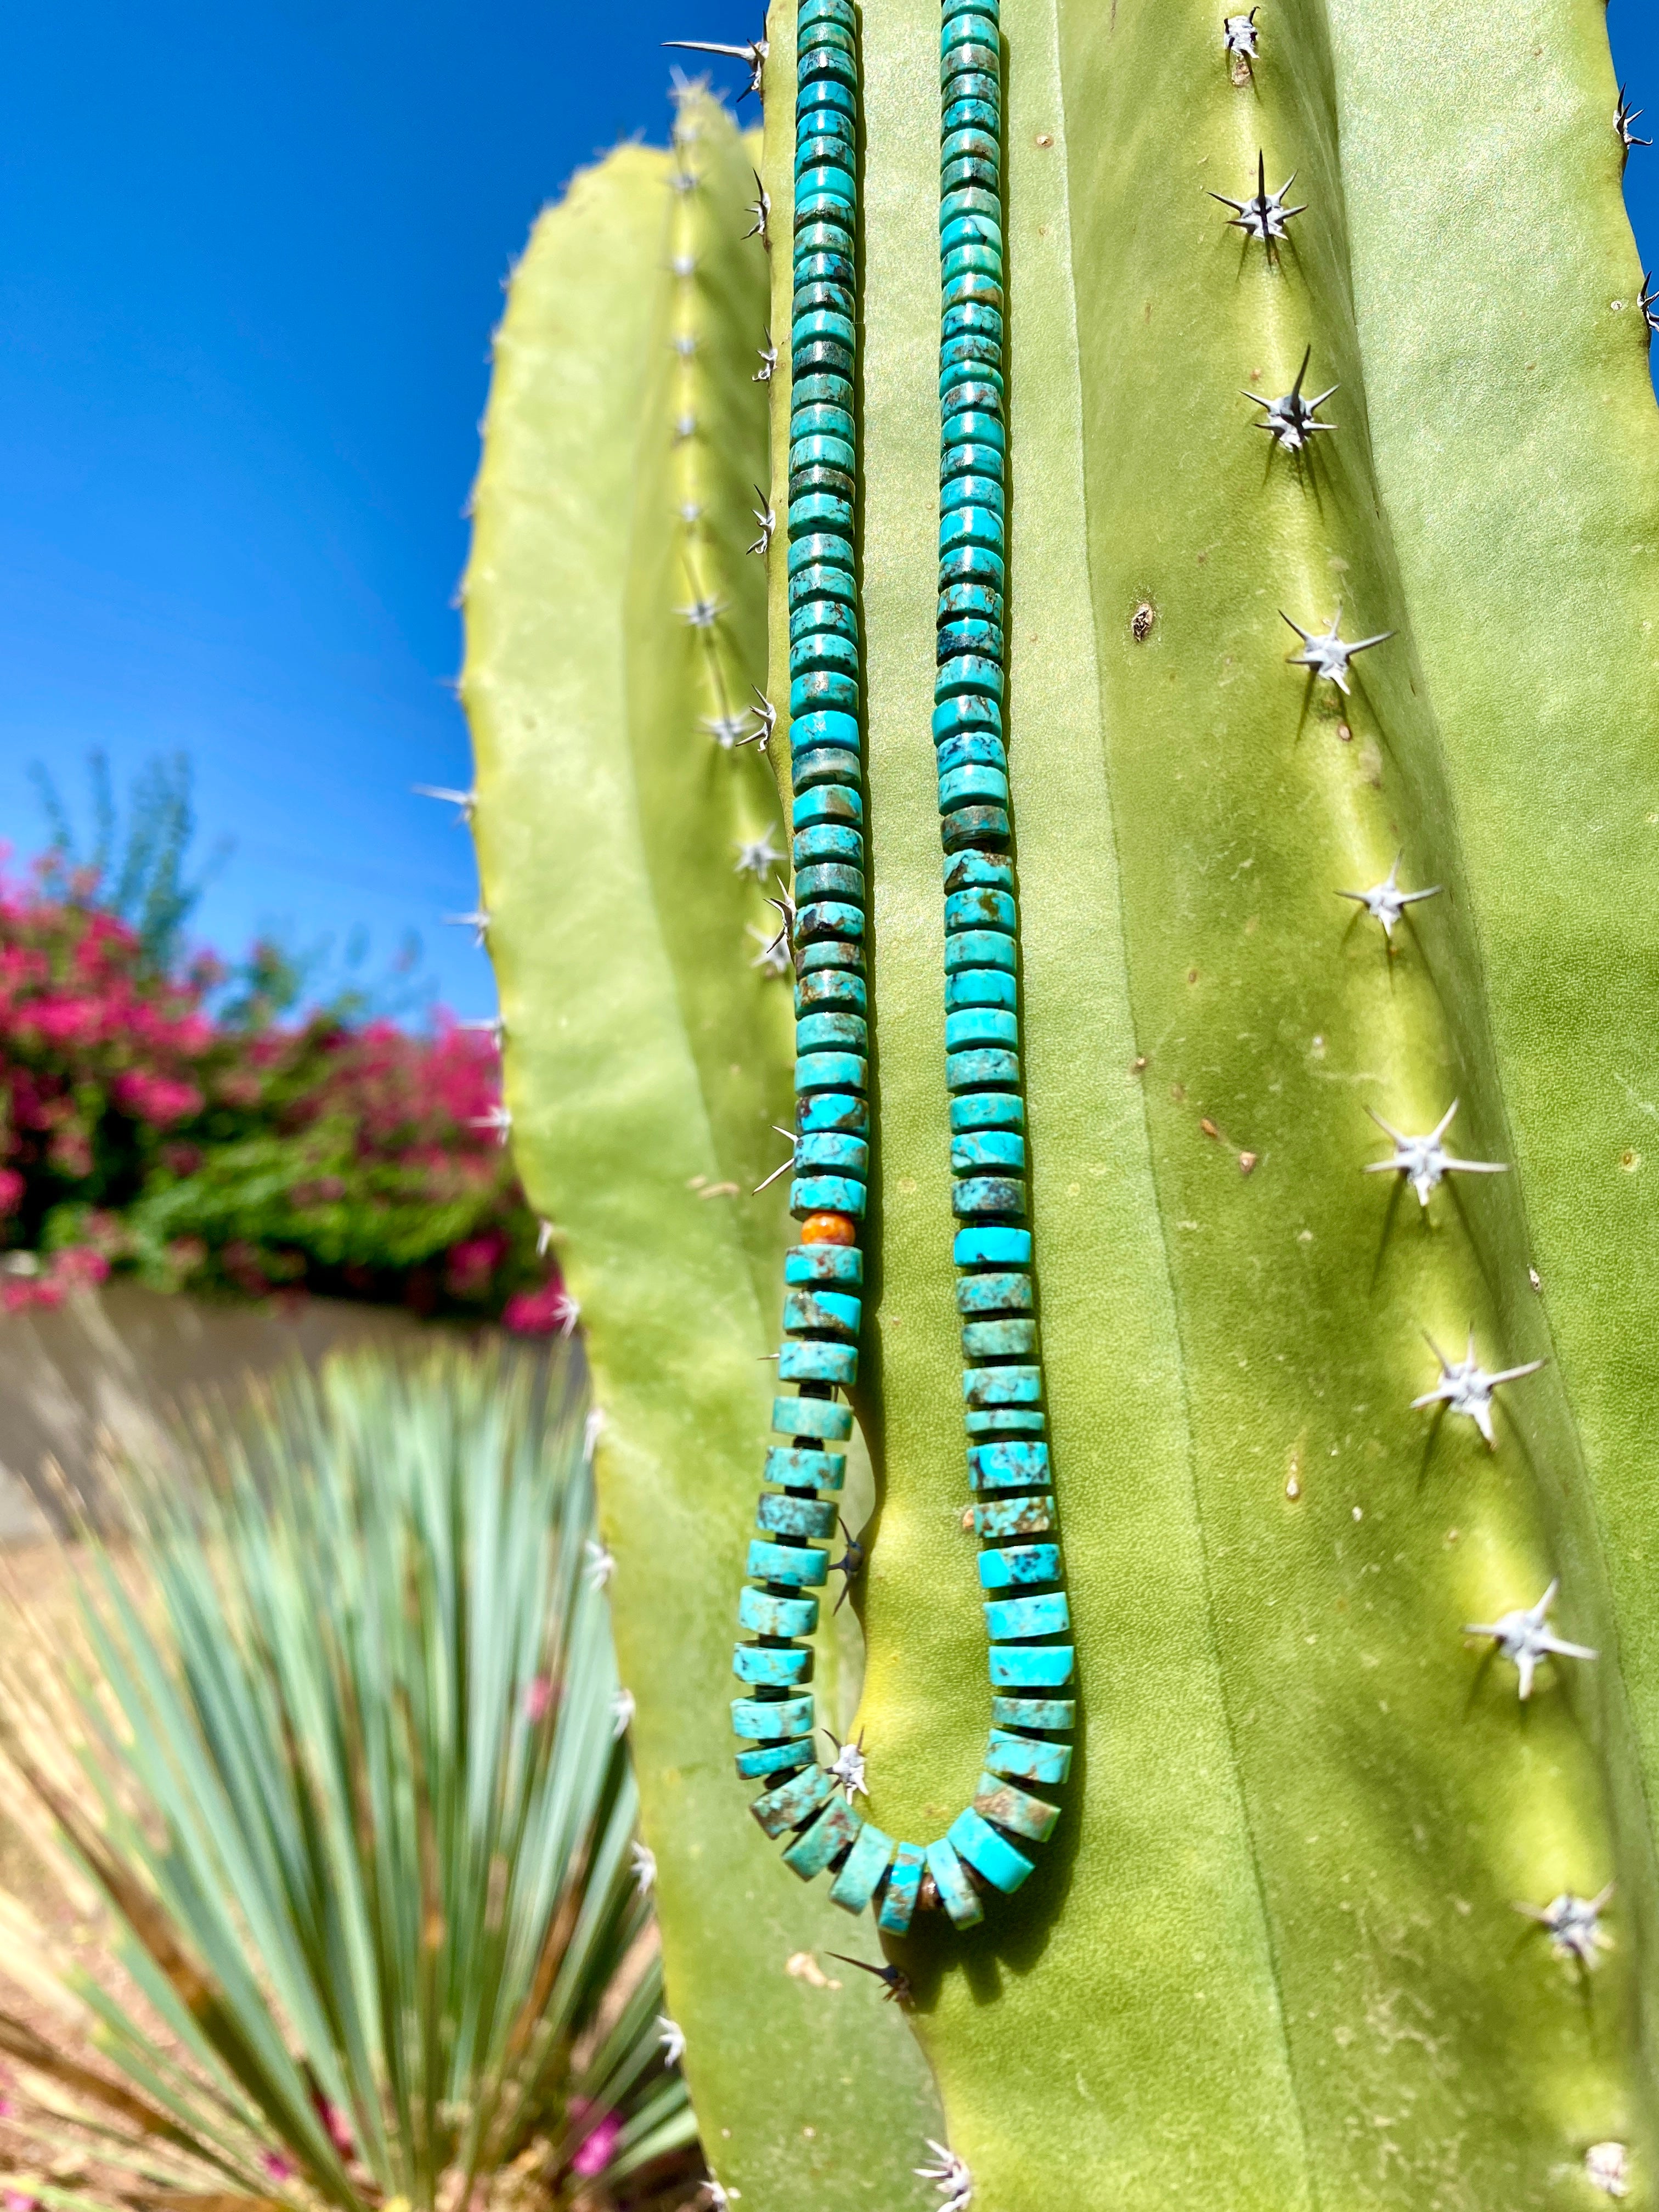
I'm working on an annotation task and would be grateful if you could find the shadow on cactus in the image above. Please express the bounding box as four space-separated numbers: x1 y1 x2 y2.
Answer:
0 1345 701 2212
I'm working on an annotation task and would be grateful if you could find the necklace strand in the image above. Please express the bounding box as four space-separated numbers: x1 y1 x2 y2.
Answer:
729 0 1075 1932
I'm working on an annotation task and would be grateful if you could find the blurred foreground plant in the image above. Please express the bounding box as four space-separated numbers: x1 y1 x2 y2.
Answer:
0 1344 698 2212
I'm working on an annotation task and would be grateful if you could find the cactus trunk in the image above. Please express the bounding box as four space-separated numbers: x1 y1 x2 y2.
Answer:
464 1 1659 2203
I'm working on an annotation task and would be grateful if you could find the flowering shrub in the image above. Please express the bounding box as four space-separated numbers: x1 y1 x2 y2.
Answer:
0 866 567 1329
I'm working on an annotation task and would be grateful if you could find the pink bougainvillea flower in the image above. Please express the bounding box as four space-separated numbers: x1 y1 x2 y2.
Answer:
569 2109 623 2179
503 1283 579 1338
523 1674 556 1723
111 1070 205 1128
261 2151 297 2182
0 1170 22 1216
6 2188 38 2211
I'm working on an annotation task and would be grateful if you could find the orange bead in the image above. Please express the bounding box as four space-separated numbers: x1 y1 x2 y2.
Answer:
800 1211 857 1246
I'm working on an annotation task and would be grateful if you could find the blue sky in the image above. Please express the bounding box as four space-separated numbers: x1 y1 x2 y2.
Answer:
0 3 1652 1020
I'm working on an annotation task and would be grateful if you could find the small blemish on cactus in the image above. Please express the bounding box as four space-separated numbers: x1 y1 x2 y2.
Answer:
1465 1578 1598 1697
1131 600 1156 640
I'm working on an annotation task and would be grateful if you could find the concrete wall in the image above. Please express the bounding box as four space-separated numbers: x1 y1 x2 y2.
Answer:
0 1285 455 1538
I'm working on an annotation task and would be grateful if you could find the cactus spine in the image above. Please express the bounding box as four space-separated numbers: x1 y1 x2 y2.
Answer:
466 1 1659 2203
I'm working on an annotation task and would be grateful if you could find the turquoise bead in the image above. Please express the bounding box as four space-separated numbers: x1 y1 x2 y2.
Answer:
781 1288 862 1339
793 861 865 903
941 244 1002 285
791 628 860 675
796 946 866 990
939 767 1011 812
973 1771 1062 1842
966 1409 1046 1435
943 126 998 163
732 1691 816 1741
962 1316 1036 1358
829 1820 895 1913
942 184 1000 223
791 1172 868 1218
797 1089 870 1135
944 928 1015 973
792 715 863 758
940 509 1005 556
940 477 1005 520
740 1585 820 1637
797 1010 867 1053
943 98 1001 137
967 1435 1048 1485
945 966 1016 1010
945 1047 1021 1091
941 805 1011 854
795 899 866 943
938 543 1007 590
735 1734 816 1780
763 1443 846 1491
797 1130 870 1176
799 0 856 28
774 1394 854 1442
942 11 999 48
792 672 861 719
790 401 856 441
733 1640 814 1686
952 1175 1026 1218
795 1051 868 1094
944 1005 1018 1051
789 492 854 538
946 836 1011 880
966 1364 1042 1407
788 529 854 574
941 447 1005 489
951 1128 1025 1172
945 885 1015 932
878 1841 926 1933
941 212 1002 252
795 140 855 182
936 653 1006 701
792 783 863 831
991 1694 1074 1731
933 691 1002 740
943 42 999 76
757 1491 839 1539
786 1243 864 1285
745 1538 830 1587
792 306 857 348
924 1837 985 1928
985 1727 1073 1786
949 1082 1022 1122
783 1795 863 1880
978 1542 1060 1589
943 275 1004 315
793 747 863 791
778 1339 858 1386
942 407 1005 449
798 44 857 86
947 1806 1033 1894
939 578 1004 618
750 1759 834 1836
790 435 857 478
986 1644 1075 1690
942 156 1001 193
955 1267 1032 1311
972 1494 1054 1539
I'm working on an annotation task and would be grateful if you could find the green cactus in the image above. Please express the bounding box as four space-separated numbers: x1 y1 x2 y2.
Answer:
462 2 1659 2204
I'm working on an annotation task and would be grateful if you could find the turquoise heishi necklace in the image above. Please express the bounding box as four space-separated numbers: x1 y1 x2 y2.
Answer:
730 0 1076 1932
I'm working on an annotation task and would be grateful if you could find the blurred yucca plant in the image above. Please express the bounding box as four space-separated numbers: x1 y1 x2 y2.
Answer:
0 1344 699 2212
